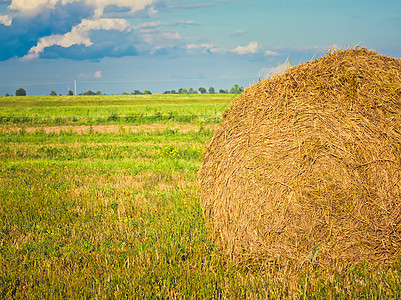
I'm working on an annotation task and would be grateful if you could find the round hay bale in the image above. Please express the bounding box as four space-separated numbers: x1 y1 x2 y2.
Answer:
199 48 401 265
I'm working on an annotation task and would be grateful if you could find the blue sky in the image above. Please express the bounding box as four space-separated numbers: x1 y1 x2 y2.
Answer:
0 0 400 95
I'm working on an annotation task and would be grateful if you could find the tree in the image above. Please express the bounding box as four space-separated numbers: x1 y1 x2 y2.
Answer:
219 89 228 94
50 90 57 96
84 90 94 95
198 87 207 94
67 89 73 96
208 87 215 94
229 84 244 94
188 88 197 94
163 90 171 94
144 89 152 95
170 90 177 94
133 90 142 95
178 88 188 94
5 93 10 96
16 88 26 96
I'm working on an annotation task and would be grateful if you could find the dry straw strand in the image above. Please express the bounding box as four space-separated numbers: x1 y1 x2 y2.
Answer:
199 47 401 268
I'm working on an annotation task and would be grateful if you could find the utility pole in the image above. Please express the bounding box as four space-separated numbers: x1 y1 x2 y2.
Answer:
74 80 77 96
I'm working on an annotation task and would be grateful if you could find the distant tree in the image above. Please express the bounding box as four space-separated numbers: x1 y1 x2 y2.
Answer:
133 90 142 95
67 89 73 96
170 90 177 94
50 90 57 96
198 87 207 94
219 89 228 94
144 89 152 95
208 87 215 94
95 91 102 95
178 88 188 94
188 88 198 94
229 84 244 94
5 93 10 96
163 91 171 94
84 90 94 95
16 88 26 96
122 92 129 95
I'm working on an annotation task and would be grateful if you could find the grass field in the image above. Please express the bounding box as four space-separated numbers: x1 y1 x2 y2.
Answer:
1 94 401 298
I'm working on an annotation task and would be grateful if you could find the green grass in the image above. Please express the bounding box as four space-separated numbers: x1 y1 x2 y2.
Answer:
1 94 401 298
0 94 233 125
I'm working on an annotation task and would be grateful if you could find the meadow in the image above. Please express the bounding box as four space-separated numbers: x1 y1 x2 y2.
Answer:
1 94 401 299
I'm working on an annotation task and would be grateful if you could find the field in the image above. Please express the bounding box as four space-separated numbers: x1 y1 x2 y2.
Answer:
1 94 401 298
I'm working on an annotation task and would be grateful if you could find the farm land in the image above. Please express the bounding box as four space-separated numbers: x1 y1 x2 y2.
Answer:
1 94 401 298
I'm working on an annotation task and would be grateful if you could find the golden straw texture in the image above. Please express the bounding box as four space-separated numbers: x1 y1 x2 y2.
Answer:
199 48 401 266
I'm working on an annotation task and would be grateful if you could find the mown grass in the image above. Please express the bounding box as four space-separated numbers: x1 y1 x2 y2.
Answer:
0 94 232 125
1 94 401 298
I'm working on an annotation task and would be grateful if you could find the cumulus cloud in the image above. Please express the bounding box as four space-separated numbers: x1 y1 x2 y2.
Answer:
232 41 260 55
264 49 279 56
0 14 12 26
186 43 217 54
94 70 101 78
8 0 156 17
8 0 77 15
134 20 184 52
186 41 265 56
86 0 157 18
4 0 159 61
0 0 220 61
22 18 131 60
186 43 214 50
185 43 229 55
0 1 94 61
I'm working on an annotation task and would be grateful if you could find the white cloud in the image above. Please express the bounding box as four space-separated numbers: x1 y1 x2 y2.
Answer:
186 43 214 50
0 14 12 26
186 42 265 55
7 0 197 60
232 41 260 55
94 70 102 78
136 23 182 51
22 18 131 60
8 0 157 16
87 0 157 18
186 43 227 54
264 49 279 56
161 32 181 40
8 0 77 15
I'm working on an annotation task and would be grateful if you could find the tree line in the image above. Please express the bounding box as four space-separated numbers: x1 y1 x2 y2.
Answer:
4 84 244 97
163 84 243 95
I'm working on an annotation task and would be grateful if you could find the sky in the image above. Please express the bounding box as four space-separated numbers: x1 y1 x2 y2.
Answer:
0 0 400 95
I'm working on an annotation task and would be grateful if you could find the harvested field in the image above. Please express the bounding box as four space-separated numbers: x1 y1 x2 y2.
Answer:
199 48 401 266
2 123 218 134
2 92 401 298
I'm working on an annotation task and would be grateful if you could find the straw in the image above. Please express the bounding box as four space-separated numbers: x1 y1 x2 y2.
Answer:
198 47 401 266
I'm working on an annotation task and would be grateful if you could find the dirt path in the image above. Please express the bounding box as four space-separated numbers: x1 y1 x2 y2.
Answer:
2 123 218 134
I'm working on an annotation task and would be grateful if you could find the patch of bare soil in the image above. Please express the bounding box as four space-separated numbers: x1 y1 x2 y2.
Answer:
1 124 218 134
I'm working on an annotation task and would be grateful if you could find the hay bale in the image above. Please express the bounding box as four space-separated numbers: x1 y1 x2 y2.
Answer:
199 48 401 265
